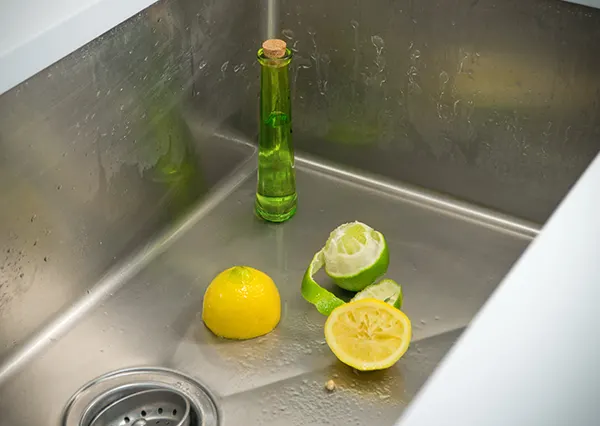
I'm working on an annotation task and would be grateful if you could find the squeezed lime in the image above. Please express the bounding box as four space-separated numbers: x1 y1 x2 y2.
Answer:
301 221 390 315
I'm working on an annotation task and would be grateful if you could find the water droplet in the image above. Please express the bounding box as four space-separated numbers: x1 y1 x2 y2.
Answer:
439 71 449 86
282 29 295 39
221 61 229 73
350 20 359 28
371 35 385 54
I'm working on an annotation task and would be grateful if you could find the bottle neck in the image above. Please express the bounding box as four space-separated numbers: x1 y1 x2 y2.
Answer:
258 48 292 144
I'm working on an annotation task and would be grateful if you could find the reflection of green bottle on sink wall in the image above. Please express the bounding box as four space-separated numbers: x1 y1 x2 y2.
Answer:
255 39 298 223
144 102 205 216
129 5 207 218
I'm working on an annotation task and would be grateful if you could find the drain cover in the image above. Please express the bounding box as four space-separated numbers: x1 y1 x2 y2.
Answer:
89 389 190 426
61 368 218 426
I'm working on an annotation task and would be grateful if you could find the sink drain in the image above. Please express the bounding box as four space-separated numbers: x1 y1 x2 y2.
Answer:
88 388 190 426
61 368 219 426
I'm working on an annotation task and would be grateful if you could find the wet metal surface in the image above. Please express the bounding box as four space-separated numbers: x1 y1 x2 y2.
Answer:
275 0 600 223
0 154 534 425
0 0 258 358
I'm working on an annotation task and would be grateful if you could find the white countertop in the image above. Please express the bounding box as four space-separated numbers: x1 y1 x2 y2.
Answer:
0 0 158 95
566 0 600 7
397 152 600 425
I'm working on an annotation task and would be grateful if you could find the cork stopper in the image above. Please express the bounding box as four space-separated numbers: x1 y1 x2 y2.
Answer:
262 39 287 59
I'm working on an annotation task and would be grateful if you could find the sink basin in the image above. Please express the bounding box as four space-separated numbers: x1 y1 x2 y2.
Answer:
0 138 535 425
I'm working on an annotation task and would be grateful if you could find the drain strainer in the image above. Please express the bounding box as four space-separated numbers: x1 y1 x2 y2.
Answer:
61 368 219 426
89 389 190 426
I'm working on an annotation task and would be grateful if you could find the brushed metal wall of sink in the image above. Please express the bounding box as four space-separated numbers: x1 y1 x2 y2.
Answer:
0 0 257 358
268 0 600 223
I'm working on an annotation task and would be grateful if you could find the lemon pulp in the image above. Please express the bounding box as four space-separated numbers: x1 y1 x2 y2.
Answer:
324 298 411 371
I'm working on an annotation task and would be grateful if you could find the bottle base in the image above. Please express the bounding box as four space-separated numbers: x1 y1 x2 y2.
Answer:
255 193 297 223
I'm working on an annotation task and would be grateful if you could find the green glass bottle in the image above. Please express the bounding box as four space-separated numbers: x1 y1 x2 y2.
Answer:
255 39 297 223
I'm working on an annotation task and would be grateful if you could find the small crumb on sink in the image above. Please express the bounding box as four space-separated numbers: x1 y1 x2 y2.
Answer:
325 379 336 392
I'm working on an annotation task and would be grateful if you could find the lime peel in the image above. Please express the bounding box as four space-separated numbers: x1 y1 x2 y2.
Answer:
301 250 345 315
301 221 390 315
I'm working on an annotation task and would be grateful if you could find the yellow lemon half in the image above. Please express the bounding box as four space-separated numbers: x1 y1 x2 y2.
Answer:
202 266 281 340
324 298 411 371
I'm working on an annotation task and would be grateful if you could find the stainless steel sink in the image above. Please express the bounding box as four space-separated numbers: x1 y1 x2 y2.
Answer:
1 0 599 424
0 139 535 425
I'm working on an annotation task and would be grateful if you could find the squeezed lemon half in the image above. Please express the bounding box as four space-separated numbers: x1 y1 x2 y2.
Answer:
324 298 411 371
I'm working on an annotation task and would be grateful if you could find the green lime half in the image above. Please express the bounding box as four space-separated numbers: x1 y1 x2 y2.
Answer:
301 221 390 315
323 222 389 291
351 279 403 309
